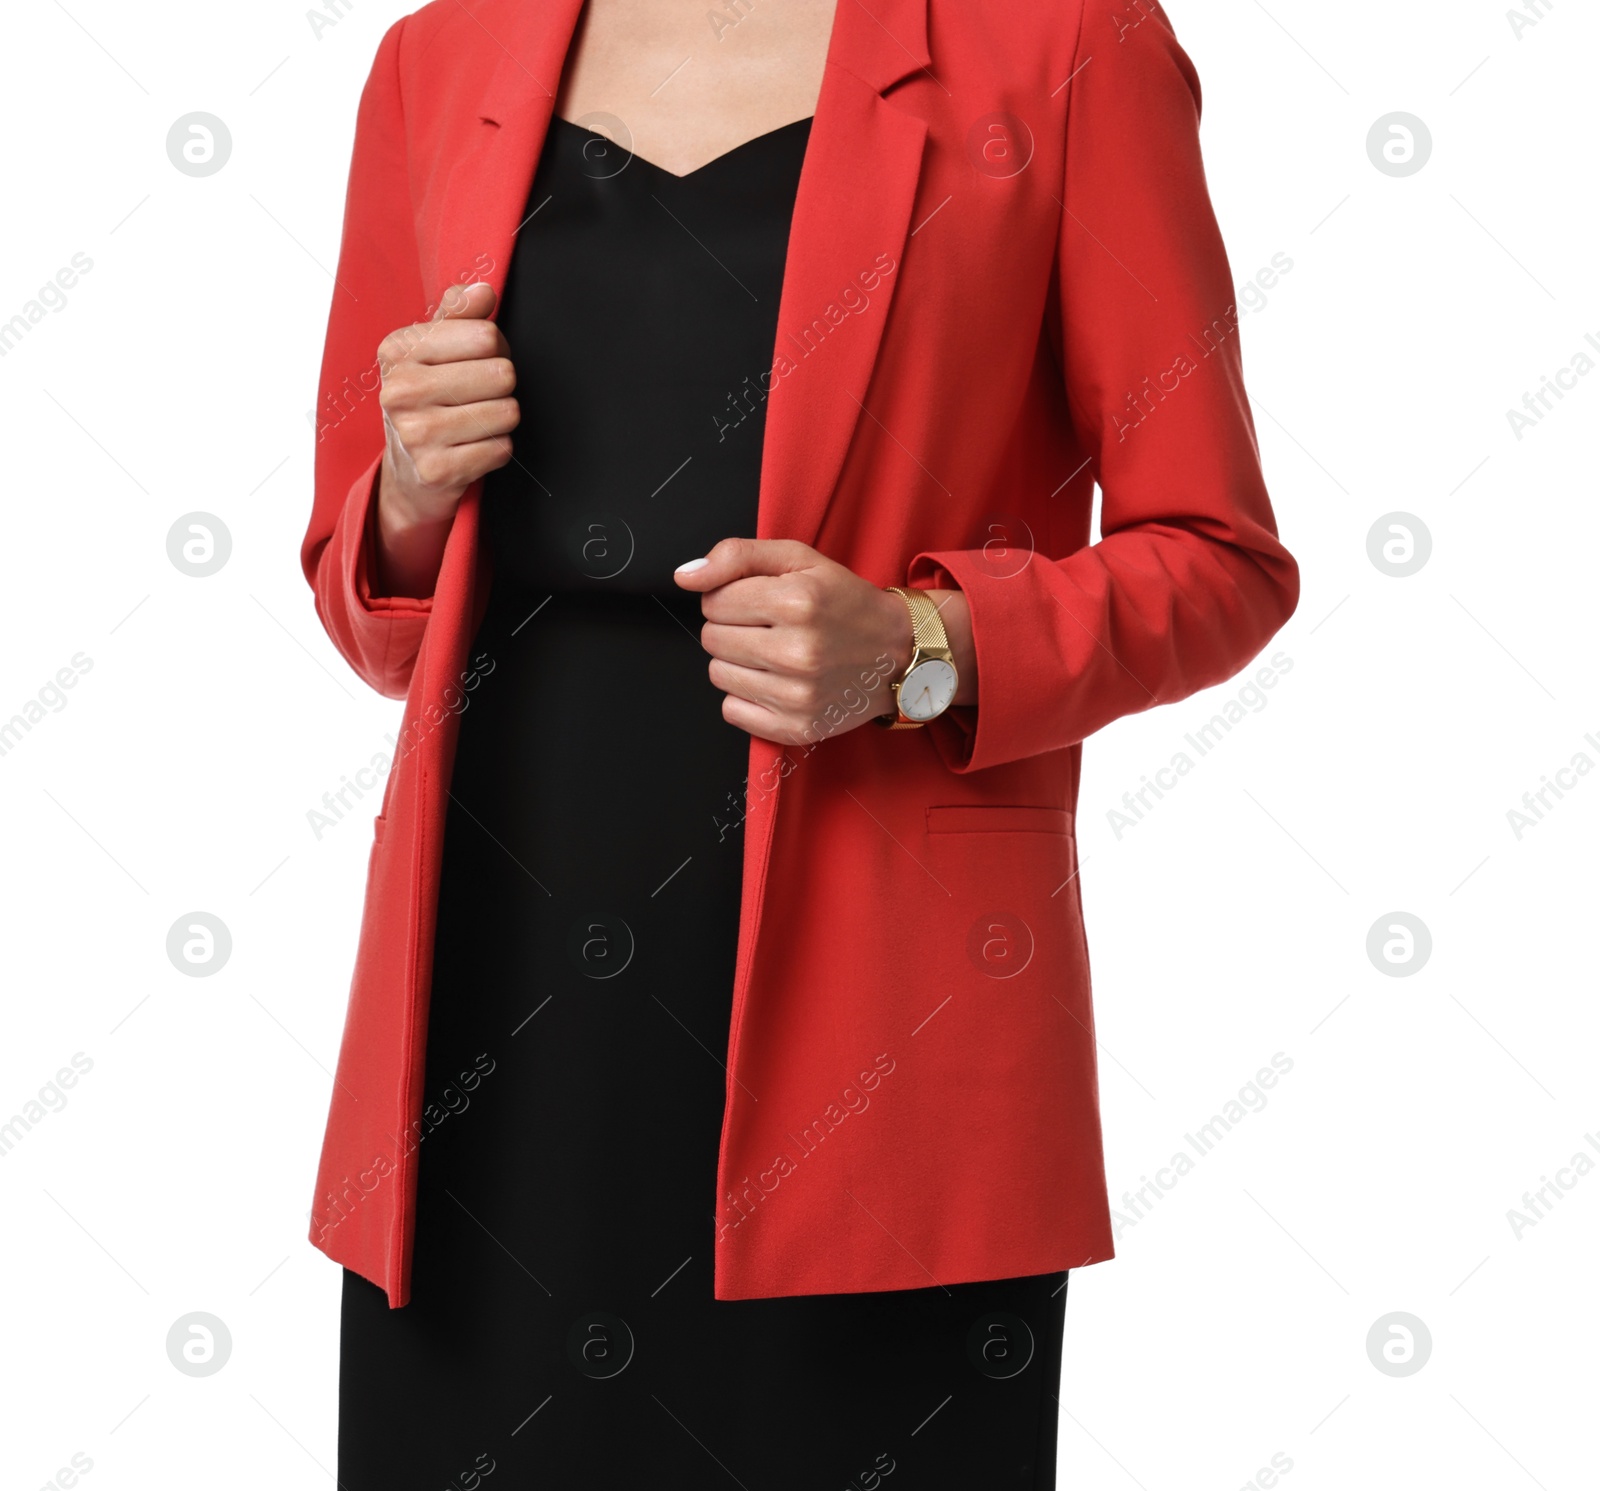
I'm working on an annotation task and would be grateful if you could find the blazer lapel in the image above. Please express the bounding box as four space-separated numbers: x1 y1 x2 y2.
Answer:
759 0 931 552
432 0 589 308
432 0 930 556
730 0 932 1094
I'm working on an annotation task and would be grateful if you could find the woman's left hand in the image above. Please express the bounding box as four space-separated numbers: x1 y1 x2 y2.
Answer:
674 538 973 746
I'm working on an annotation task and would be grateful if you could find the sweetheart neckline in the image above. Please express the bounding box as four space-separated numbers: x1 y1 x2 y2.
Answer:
547 114 814 182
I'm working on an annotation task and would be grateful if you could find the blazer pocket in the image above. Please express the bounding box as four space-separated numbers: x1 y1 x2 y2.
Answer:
925 805 1072 835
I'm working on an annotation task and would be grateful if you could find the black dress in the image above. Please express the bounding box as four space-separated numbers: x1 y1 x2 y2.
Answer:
339 115 1070 1490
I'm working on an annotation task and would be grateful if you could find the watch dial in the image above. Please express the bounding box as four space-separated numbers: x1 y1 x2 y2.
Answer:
899 659 959 721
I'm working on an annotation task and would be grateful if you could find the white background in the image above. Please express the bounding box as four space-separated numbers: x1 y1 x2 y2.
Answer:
1 1 1595 1487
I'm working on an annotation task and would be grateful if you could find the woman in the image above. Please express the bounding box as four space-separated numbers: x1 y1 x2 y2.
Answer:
301 0 1298 1484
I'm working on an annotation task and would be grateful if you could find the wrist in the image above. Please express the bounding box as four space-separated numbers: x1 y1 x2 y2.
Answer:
374 456 455 599
377 455 446 534
923 588 977 708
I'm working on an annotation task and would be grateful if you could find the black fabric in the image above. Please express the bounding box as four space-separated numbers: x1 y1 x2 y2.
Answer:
337 114 1069 1490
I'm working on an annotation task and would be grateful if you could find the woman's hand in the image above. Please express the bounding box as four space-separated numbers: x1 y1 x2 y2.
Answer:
373 281 520 597
674 538 976 745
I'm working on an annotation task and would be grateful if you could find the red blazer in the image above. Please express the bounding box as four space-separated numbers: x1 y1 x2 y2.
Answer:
301 0 1298 1307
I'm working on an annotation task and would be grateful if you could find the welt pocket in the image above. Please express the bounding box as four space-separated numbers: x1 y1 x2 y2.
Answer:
372 813 388 846
924 805 1073 835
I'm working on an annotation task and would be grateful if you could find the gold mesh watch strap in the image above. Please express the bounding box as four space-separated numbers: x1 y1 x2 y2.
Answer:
880 587 952 729
886 586 950 653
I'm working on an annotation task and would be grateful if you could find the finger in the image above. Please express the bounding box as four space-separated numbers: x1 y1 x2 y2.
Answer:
452 434 517 483
709 657 785 708
710 659 819 729
386 400 520 467
673 536 818 590
382 355 516 410
383 317 510 370
431 280 498 323
697 575 805 627
430 397 522 444
700 620 778 673
720 692 793 745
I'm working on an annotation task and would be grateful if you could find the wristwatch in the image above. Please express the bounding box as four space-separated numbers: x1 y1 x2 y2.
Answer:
877 586 959 729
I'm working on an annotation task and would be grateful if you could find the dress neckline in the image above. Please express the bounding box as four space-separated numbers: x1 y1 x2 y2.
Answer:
548 115 814 182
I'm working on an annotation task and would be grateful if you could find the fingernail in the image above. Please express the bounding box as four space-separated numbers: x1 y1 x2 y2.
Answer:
674 557 709 573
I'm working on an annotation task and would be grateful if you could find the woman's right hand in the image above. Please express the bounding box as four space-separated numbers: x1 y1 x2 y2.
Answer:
373 280 520 598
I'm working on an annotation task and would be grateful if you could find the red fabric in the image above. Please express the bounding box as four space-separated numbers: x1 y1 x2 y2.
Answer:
301 0 1298 1306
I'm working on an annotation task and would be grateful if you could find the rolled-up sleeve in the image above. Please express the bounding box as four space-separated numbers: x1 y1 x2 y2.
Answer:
299 16 433 702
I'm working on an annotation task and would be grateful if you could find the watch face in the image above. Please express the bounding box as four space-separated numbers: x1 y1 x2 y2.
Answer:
898 658 959 721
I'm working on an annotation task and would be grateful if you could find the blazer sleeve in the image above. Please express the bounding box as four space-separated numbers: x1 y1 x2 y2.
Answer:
906 0 1299 774
299 15 433 702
